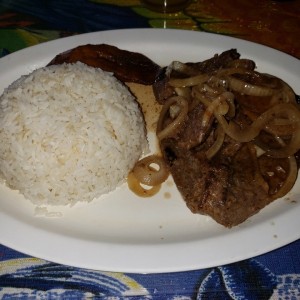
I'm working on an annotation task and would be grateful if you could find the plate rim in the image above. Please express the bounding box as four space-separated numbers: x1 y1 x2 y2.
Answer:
0 28 299 273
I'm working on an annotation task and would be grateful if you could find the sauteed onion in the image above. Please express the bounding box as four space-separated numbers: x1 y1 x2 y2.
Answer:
128 155 169 197
158 63 300 158
157 96 189 140
132 155 169 187
271 155 298 199
127 171 161 198
215 103 300 150
228 73 277 97
156 52 300 201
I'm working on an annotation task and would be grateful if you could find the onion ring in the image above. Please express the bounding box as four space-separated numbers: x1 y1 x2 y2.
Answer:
169 74 209 88
206 125 225 159
215 103 300 144
132 155 169 186
227 73 278 97
271 156 298 199
202 92 234 128
266 123 300 158
127 172 161 197
157 96 189 140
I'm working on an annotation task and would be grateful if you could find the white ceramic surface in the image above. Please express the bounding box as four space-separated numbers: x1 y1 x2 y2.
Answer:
0 29 299 273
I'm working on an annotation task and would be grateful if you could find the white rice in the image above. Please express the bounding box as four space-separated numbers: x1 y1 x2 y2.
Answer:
0 62 148 206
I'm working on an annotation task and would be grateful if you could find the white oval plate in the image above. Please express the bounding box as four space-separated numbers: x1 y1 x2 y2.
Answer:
0 29 299 274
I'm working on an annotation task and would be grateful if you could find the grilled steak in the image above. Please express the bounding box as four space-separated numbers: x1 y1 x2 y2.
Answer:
156 50 298 227
161 134 284 227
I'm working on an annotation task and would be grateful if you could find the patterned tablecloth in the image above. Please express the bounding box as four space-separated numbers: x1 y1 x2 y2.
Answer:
0 0 300 298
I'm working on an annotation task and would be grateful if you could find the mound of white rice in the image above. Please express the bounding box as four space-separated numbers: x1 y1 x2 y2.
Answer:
0 62 148 206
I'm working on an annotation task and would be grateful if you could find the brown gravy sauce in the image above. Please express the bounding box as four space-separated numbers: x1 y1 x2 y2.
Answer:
126 82 161 133
126 82 170 198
